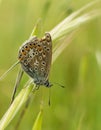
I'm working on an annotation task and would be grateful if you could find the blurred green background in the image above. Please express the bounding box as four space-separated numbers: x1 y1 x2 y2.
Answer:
0 0 101 130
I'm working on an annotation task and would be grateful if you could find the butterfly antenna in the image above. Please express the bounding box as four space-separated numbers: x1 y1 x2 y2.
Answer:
48 87 51 106
53 82 65 88
0 61 19 81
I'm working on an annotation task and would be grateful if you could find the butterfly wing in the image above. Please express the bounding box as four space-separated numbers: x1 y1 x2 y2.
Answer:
18 33 52 85
38 33 52 83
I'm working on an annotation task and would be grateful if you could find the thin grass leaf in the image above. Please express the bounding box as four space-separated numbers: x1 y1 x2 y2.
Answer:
11 68 24 104
50 0 101 41
96 51 101 70
0 61 19 81
0 81 34 130
52 31 77 63
30 19 42 38
32 109 43 130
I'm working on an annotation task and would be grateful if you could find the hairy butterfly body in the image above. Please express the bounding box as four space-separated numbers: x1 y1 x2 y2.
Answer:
18 33 52 87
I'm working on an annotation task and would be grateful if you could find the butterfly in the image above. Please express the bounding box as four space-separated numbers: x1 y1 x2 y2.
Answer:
18 33 52 88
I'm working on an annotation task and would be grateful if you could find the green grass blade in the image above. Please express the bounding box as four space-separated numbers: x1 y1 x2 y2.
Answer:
30 19 42 38
0 81 34 130
0 61 19 81
50 0 101 41
32 109 43 130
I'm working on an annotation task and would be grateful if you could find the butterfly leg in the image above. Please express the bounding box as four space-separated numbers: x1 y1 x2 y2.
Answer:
44 80 53 87
35 85 40 90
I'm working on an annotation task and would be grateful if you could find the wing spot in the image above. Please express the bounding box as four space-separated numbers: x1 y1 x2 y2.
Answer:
42 52 46 57
41 67 45 72
39 56 42 60
23 60 28 66
35 51 38 55
44 46 47 50
41 61 46 66
27 58 31 62
34 66 38 71
46 48 50 52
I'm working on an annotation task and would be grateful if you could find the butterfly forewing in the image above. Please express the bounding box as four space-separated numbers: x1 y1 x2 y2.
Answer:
18 33 52 86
